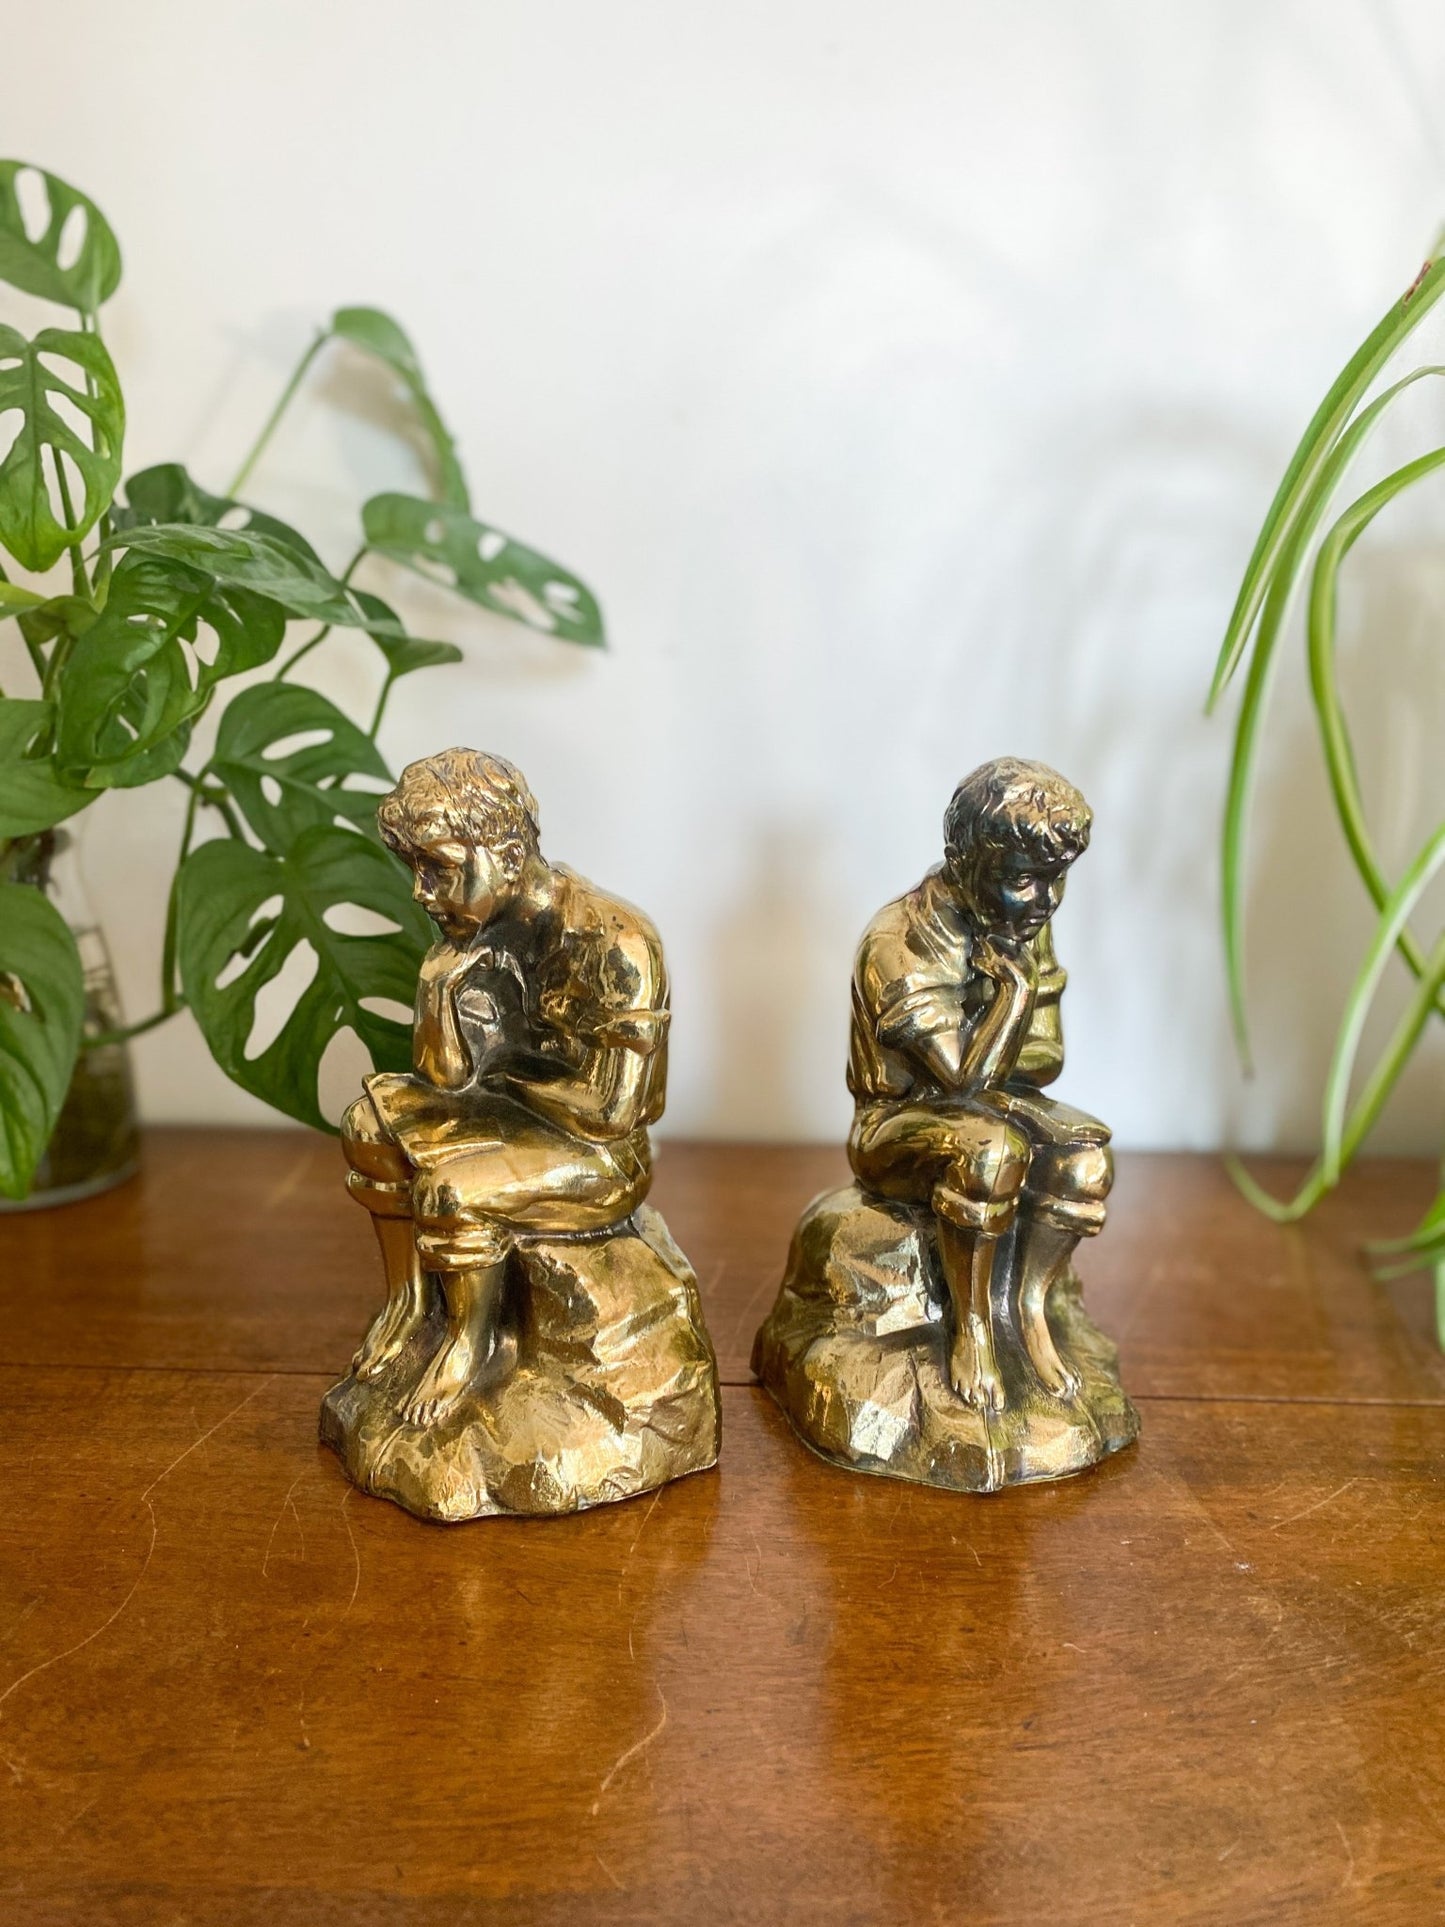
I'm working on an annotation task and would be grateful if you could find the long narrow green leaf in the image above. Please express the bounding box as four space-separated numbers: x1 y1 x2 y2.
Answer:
1209 252 1445 707
1321 928 1445 1186
1369 1186 1445 1256
1306 444 1445 1013
1220 367 1445 1059
1228 823 1445 1222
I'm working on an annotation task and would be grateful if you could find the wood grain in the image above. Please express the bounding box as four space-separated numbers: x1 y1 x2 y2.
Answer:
0 1131 1439 1401
1 1134 1442 1923
2 1376 1444 1923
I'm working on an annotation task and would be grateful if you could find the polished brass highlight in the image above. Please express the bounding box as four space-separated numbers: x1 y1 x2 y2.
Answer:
754 757 1139 1491
322 748 721 1521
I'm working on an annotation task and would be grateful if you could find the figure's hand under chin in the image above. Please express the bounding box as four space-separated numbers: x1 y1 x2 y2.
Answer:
973 931 1039 989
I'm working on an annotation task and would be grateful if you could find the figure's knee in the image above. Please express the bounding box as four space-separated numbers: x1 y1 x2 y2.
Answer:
343 1092 404 1174
1030 1141 1113 1235
934 1121 1029 1235
412 1166 512 1270
342 1091 412 1213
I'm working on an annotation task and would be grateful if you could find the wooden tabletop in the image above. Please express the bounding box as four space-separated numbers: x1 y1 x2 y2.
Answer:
1 1132 1442 1924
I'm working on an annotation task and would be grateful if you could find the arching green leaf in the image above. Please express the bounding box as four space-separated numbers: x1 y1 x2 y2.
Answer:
1209 252 1445 705
362 492 604 645
177 827 428 1132
0 324 124 572
331 308 468 509
54 551 286 787
0 881 84 1198
0 162 121 313
1219 367 1445 1062
113 462 324 564
112 522 409 638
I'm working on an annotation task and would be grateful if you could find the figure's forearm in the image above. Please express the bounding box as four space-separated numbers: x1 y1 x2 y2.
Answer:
414 992 472 1089
503 1052 644 1142
958 983 1035 1093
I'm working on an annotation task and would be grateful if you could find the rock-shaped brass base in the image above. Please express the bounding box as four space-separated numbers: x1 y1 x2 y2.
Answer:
753 1185 1138 1492
322 1207 721 1522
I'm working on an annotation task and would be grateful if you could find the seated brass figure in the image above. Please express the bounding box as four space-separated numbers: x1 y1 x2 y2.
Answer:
321 749 721 1521
754 758 1138 1491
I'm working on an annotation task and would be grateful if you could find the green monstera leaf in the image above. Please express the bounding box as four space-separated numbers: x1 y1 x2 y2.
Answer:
176 826 428 1132
113 462 324 565
0 697 95 836
113 522 411 639
331 308 468 509
0 882 85 1199
0 162 122 314
361 492 604 645
209 682 394 852
53 551 287 788
0 324 124 572
350 589 462 681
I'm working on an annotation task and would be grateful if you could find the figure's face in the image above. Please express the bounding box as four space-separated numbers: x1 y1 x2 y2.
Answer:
946 842 1067 940
407 835 516 937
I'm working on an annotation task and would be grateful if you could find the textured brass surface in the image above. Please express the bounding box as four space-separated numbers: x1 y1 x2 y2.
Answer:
323 749 720 1520
754 757 1139 1490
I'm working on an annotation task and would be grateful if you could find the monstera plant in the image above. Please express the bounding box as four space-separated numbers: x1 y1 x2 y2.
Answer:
0 161 603 1200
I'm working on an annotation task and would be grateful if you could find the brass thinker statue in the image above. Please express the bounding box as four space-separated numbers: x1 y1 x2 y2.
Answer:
322 748 721 1521
754 757 1138 1490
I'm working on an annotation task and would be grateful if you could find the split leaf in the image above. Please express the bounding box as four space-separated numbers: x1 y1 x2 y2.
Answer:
0 324 124 572
177 826 428 1132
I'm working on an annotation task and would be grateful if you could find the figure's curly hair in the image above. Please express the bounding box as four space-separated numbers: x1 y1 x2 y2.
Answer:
944 757 1090 868
376 748 540 862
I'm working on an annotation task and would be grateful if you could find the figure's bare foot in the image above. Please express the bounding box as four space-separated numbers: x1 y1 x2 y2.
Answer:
949 1317 1005 1411
1021 1292 1081 1399
353 1285 428 1380
402 1326 479 1427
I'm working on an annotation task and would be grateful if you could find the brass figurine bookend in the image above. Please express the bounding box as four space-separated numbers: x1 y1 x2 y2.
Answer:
753 758 1138 1492
322 750 720 1522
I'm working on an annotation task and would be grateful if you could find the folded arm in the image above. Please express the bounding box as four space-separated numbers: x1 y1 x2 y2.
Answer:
502 1009 668 1141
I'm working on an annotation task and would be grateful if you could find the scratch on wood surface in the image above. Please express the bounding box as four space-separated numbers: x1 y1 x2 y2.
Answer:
618 1486 665 1601
1270 1481 1359 1533
595 1853 624 1891
726 1266 773 1356
53 1795 97 1841
0 1376 275 1723
262 1474 309 1578
339 1490 361 1622
1335 1820 1356 1890
590 1688 669 1815
746 1527 764 1596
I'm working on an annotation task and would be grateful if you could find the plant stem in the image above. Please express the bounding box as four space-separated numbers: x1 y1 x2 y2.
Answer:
368 672 396 739
19 618 47 688
274 622 333 681
55 477 91 601
227 330 329 497
87 1002 186 1049
273 546 367 679
172 767 247 842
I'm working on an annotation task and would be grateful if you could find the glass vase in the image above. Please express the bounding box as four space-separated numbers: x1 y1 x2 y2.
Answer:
0 826 140 1211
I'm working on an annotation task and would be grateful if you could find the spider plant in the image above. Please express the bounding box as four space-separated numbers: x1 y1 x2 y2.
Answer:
1210 240 1445 1341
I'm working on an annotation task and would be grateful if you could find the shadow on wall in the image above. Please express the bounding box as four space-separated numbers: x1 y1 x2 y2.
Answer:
704 821 855 1142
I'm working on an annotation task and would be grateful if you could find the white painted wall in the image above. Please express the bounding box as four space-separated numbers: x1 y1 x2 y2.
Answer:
5 0 1445 1149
